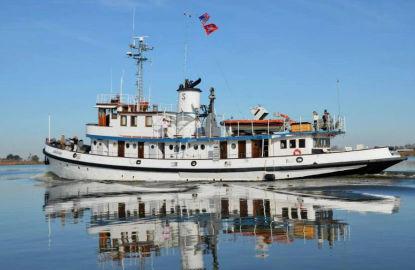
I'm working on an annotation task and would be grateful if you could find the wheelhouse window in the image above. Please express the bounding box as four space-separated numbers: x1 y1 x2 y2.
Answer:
313 138 330 148
111 108 118 119
131 116 137 127
289 139 296 148
299 139 306 148
280 140 287 149
120 115 127 126
145 116 153 127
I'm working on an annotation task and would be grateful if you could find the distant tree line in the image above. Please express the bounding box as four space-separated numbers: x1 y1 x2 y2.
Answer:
2 154 40 162
389 144 415 150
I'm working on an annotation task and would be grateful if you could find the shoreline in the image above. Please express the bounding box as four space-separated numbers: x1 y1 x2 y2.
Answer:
0 161 43 166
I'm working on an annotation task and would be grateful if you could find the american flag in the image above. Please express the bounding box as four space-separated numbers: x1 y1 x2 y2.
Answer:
198 13 210 25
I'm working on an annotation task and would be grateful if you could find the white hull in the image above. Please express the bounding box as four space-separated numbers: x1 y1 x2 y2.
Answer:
44 145 404 182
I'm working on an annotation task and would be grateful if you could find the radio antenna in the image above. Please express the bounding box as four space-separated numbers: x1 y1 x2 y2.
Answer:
336 79 341 116
120 70 124 103
132 8 136 35
110 68 113 93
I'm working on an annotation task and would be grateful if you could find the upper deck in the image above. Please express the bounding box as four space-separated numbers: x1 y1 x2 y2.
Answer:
88 92 346 143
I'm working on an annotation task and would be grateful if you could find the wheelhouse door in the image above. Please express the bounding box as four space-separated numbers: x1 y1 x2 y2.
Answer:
220 141 227 159
137 142 144 158
251 140 263 158
118 141 125 157
97 140 104 155
159 143 165 159
238 140 246 158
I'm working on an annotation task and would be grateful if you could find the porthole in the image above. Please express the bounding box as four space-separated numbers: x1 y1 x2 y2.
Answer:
231 143 236 149
181 144 186 150
193 144 198 150
169 145 173 150
150 144 155 149
201 144 205 150
191 160 197 166
126 143 130 148
98 142 102 146
93 141 97 145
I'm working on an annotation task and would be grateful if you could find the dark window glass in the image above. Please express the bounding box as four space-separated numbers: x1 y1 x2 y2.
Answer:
282 207 289 218
299 139 306 148
201 144 205 150
289 139 296 148
291 208 298 219
130 116 137 126
280 140 287 149
169 145 173 150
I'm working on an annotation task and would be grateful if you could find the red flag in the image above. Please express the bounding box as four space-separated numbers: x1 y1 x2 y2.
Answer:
203 23 218 35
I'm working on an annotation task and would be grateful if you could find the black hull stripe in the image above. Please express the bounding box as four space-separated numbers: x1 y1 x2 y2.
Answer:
43 149 405 173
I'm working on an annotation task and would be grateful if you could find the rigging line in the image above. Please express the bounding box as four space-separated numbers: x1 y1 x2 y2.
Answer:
132 7 136 35
212 57 243 119
336 79 341 117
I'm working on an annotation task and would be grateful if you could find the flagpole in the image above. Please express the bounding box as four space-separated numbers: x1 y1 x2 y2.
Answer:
183 12 191 80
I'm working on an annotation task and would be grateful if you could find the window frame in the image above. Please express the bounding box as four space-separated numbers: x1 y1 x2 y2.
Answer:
145 116 153 127
120 115 127 126
130 116 137 127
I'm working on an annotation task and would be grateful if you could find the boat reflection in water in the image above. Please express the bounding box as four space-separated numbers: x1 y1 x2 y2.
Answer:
43 181 400 269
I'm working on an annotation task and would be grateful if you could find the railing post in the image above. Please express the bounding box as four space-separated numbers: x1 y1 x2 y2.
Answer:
48 114 51 143
268 119 270 135
300 116 302 132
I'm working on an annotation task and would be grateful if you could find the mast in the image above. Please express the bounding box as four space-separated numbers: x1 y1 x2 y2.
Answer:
127 36 153 102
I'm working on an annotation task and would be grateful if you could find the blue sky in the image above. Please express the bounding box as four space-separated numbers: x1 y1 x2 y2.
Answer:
1 0 414 157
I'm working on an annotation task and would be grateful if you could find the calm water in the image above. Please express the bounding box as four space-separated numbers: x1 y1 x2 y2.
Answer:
1 158 415 270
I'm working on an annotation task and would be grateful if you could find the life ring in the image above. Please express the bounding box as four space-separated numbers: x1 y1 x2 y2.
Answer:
136 160 141 165
191 161 197 166
293 149 302 156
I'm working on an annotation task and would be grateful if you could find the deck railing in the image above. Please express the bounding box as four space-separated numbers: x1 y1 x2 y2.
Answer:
96 93 174 112
222 114 346 137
